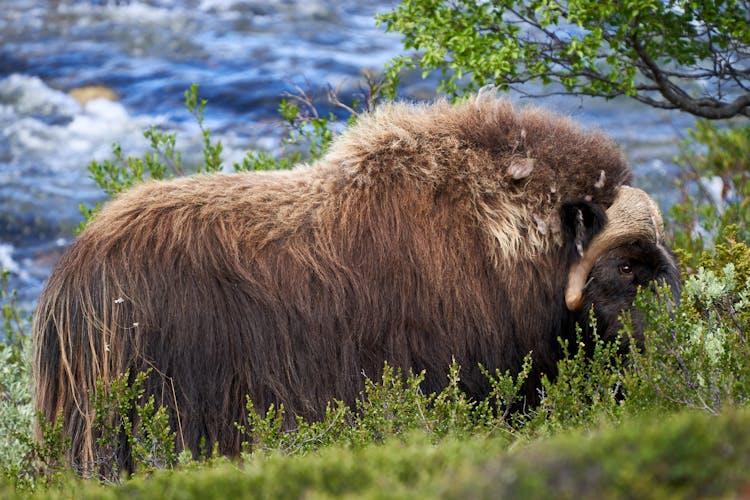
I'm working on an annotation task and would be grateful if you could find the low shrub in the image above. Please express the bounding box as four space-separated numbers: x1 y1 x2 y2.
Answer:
5 409 748 499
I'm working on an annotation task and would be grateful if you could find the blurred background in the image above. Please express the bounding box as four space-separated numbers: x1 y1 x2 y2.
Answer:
0 0 695 312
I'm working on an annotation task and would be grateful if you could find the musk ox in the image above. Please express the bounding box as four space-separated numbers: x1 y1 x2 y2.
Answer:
33 93 680 474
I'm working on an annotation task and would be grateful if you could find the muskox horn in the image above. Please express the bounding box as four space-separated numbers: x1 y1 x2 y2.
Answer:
565 186 664 311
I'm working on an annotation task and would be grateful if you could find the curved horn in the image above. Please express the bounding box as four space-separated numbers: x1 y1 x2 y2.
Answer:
565 186 664 311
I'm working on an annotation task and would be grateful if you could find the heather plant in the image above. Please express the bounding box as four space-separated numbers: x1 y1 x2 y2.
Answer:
532 323 626 433
235 361 515 459
92 370 178 481
353 363 449 443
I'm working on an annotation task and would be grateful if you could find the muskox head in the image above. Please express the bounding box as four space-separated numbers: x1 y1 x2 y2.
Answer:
563 186 681 343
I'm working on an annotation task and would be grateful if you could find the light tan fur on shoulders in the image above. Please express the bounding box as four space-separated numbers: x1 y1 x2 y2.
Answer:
323 91 629 262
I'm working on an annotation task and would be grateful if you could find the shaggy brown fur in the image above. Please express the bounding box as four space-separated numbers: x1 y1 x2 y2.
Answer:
34 93 656 475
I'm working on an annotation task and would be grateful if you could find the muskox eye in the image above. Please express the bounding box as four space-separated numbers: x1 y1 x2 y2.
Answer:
619 263 633 275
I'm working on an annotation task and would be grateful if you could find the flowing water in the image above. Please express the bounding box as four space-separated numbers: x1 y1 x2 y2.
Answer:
1 0 694 313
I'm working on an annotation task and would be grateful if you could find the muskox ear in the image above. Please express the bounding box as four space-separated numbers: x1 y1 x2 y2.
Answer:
560 201 607 260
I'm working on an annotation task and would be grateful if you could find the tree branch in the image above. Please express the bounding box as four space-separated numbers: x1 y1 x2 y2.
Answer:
630 34 750 118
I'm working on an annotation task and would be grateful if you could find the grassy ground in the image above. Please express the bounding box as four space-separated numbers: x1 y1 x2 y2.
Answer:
4 409 748 499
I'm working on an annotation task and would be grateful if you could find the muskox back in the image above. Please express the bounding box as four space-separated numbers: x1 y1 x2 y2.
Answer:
34 93 650 474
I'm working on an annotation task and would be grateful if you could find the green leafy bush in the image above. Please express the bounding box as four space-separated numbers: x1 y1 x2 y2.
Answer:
670 121 750 273
0 272 34 488
624 256 750 415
